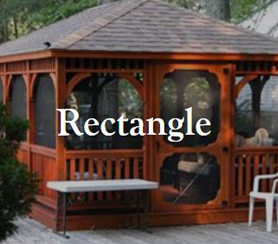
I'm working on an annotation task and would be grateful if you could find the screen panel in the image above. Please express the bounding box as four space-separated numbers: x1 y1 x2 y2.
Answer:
66 74 143 150
34 75 56 148
11 76 27 120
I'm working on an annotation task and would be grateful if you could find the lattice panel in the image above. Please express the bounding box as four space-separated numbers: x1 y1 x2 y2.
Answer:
65 58 144 71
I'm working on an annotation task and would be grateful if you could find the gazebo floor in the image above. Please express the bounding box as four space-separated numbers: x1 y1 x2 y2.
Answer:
3 217 278 244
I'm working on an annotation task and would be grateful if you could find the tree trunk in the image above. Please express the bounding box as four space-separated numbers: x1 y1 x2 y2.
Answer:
1 1 9 42
13 16 19 39
204 0 231 22
249 76 269 133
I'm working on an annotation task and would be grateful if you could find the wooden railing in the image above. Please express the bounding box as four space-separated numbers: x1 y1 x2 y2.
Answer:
66 149 144 203
234 147 278 204
18 144 57 199
30 145 57 199
17 143 29 166
17 146 145 204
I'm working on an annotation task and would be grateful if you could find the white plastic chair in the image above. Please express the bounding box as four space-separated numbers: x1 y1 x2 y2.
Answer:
248 172 278 232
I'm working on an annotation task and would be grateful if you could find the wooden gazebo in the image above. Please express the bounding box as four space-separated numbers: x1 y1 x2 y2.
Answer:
1 0 278 230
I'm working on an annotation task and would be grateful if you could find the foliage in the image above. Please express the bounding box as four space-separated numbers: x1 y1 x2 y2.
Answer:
231 0 278 23
0 0 41 41
0 0 97 42
160 78 178 121
184 78 211 109
32 0 97 27
167 0 190 8
0 0 277 43
118 79 143 118
0 104 38 242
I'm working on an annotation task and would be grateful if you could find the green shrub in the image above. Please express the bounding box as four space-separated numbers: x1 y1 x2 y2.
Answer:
0 103 38 242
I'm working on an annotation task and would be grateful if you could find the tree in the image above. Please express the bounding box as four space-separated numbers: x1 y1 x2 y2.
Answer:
32 0 97 27
0 0 277 43
231 0 278 24
0 104 38 242
203 0 231 21
0 0 98 42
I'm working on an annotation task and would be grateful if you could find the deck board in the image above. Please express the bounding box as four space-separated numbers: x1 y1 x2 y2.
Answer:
3 218 278 244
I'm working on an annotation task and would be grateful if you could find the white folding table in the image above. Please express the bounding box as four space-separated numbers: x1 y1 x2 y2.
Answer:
47 179 158 238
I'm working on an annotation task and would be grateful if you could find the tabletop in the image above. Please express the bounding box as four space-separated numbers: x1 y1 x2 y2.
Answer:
47 179 159 193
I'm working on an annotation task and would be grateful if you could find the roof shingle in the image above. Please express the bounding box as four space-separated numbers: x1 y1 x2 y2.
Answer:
0 0 278 56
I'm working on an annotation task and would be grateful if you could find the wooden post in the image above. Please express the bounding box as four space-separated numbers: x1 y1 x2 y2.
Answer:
26 61 32 170
3 63 7 104
147 61 156 216
55 58 67 181
228 64 236 208
143 61 152 180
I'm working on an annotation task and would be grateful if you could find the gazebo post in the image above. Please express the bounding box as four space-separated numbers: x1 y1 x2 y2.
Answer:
26 61 32 170
2 64 8 105
55 58 67 181
228 64 236 209
143 63 151 181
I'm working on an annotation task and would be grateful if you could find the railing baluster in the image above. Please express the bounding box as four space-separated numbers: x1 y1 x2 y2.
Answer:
79 158 85 200
125 158 130 179
115 158 121 179
238 156 243 197
246 155 251 196
106 158 113 201
254 155 261 191
70 159 76 200
115 158 121 201
88 159 94 180
133 157 139 179
97 158 103 201
269 154 275 191
79 158 85 181
70 159 76 181
261 155 267 192
88 159 94 201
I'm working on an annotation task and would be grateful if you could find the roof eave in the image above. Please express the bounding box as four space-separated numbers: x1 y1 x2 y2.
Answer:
0 50 53 63
0 49 278 64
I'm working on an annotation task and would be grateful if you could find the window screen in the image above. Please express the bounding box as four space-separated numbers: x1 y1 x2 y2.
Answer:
11 76 27 120
34 75 56 148
66 74 143 150
235 76 278 147
160 153 220 204
160 70 220 148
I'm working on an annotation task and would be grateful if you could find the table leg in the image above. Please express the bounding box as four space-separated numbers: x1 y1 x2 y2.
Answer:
53 192 69 239
136 190 140 228
62 193 69 238
143 190 152 233
55 192 60 232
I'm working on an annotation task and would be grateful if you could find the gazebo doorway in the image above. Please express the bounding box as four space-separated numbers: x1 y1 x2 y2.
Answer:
153 63 232 212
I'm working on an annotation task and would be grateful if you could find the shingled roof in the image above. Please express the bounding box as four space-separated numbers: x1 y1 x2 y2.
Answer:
0 0 278 57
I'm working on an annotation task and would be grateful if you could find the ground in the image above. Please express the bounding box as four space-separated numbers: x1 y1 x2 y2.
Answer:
3 218 278 244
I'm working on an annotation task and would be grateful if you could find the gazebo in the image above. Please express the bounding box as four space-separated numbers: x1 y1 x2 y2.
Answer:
1 0 278 230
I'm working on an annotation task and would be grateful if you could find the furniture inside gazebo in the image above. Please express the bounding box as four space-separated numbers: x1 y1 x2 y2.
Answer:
1 0 278 230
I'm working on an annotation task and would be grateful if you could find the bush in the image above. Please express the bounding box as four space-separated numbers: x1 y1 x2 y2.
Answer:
0 104 38 242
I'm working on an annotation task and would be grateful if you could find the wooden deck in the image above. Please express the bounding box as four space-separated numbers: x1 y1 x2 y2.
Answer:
3 218 278 244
